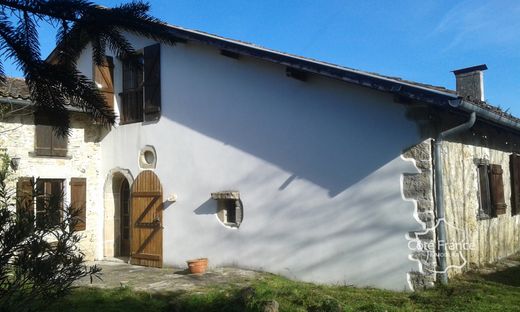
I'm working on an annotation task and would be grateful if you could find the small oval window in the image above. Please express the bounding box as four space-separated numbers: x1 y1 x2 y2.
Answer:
139 145 157 169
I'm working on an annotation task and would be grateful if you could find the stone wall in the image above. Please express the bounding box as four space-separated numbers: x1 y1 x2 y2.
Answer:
402 139 436 289
0 110 103 260
441 138 520 274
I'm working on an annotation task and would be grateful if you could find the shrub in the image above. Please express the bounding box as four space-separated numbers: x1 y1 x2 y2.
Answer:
0 154 101 312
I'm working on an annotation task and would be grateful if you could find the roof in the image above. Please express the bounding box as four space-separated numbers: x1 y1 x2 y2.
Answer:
37 22 520 131
0 77 30 101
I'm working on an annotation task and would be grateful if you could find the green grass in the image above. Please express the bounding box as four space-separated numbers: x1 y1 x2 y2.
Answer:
43 266 520 312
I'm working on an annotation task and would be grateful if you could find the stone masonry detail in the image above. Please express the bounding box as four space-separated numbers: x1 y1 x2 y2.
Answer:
402 139 436 290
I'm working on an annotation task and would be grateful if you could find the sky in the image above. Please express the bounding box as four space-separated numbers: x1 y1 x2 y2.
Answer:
5 0 520 116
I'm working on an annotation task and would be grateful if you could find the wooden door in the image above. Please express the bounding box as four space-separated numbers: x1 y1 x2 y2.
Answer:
130 171 163 267
120 180 130 257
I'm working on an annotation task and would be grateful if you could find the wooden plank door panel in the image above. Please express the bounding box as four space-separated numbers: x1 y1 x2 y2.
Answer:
130 170 163 268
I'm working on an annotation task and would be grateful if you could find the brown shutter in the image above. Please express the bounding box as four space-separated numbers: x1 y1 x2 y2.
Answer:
510 154 520 215
144 43 161 122
35 124 52 156
16 177 34 214
52 130 68 157
489 164 507 216
70 178 86 231
93 56 115 110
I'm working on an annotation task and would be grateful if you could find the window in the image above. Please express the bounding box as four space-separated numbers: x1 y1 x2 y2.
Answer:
477 160 507 218
217 199 243 227
36 179 64 227
119 43 161 124
211 191 243 227
510 154 520 216
34 114 68 157
121 55 144 123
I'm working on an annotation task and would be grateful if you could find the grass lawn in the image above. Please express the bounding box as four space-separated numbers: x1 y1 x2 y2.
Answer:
43 265 520 312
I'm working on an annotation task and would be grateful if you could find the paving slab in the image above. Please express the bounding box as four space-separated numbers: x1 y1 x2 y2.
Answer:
75 261 261 293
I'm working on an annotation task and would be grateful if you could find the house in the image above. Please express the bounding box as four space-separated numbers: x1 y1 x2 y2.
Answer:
3 22 520 291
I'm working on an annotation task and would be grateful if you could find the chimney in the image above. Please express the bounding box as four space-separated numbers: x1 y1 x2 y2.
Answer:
452 64 488 102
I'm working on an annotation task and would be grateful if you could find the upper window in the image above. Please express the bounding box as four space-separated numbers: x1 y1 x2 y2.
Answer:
119 43 161 124
477 160 507 219
34 114 68 157
121 55 144 124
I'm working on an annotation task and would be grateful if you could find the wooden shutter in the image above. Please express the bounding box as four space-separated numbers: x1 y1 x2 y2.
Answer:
144 43 161 122
52 131 68 157
70 178 86 231
35 114 68 157
510 154 520 215
35 125 53 156
16 177 34 214
489 164 507 215
93 56 114 110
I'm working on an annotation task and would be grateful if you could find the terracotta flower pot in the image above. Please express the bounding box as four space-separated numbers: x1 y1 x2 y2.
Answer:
187 258 208 274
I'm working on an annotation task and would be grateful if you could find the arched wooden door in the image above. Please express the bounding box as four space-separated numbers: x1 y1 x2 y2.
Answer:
130 170 163 268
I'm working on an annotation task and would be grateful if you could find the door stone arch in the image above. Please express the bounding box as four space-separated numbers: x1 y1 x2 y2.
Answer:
103 168 133 258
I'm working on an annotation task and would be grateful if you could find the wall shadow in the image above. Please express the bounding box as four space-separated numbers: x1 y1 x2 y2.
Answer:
194 199 215 215
161 50 421 197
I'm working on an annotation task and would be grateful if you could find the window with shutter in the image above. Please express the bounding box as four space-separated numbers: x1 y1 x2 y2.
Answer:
34 114 68 157
35 179 64 227
70 178 86 231
477 160 507 219
119 43 161 124
16 177 34 215
510 154 520 216
93 56 115 110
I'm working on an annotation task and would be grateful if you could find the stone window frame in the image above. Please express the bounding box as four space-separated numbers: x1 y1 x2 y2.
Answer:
138 145 157 169
211 191 243 228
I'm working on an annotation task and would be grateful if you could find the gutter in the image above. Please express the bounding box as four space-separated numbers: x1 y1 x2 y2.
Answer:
0 97 85 113
449 98 520 132
433 111 476 285
0 97 31 106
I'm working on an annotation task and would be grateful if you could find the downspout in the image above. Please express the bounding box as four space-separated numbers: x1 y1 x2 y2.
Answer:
434 111 476 285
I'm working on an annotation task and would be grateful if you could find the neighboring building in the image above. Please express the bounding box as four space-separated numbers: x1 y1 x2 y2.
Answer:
4 23 520 291
0 78 104 260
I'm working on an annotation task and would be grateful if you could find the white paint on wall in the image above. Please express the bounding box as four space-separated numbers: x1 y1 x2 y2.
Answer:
77 33 423 290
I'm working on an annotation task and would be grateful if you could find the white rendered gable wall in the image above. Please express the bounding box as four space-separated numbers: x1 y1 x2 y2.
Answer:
76 33 423 290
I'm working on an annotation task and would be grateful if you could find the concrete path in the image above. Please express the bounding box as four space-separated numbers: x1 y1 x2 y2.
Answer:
75 261 261 293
